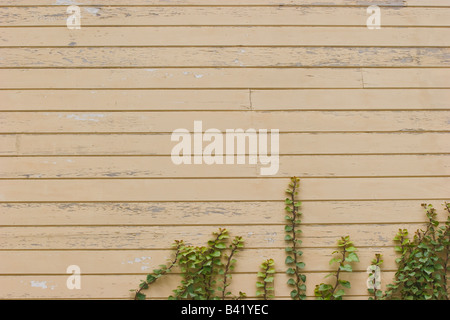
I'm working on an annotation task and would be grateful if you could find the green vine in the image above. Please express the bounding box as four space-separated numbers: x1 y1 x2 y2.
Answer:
284 176 306 300
220 236 244 300
133 240 183 300
314 236 359 300
170 228 229 300
256 259 275 300
384 203 450 300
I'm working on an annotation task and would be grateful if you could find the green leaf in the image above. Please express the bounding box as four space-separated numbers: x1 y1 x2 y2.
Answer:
290 290 298 298
317 284 333 292
339 264 353 272
296 262 305 269
286 268 295 275
338 280 351 289
285 225 293 232
333 289 346 298
287 278 296 286
346 252 360 262
215 243 227 249
135 292 146 300
285 256 295 264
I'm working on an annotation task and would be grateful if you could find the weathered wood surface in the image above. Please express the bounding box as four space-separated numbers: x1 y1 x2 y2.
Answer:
1 0 449 300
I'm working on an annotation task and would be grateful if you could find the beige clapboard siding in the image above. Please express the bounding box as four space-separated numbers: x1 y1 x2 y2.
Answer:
1 89 449 111
252 89 450 111
1 111 449 133
1 133 448 155
0 223 433 249
3 27 450 47
0 155 448 179
2 68 450 89
0 178 448 202
0 200 448 226
2 47 450 68
0 248 401 274
0 90 252 111
1 7 450 27
4 0 449 7
0 272 397 299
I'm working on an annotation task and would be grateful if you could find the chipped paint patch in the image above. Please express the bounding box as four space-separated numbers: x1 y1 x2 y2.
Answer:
66 114 104 122
55 0 79 5
84 7 100 16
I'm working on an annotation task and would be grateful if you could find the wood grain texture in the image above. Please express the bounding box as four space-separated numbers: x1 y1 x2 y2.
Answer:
0 223 434 249
0 272 397 299
2 7 449 27
2 68 449 89
2 133 448 155
4 1 448 7
1 111 448 132
2 47 450 68
0 155 448 178
0 178 448 201
1 200 448 226
0 248 401 274
1 89 449 111
3 27 450 47
1 1 449 300
0 0 414 7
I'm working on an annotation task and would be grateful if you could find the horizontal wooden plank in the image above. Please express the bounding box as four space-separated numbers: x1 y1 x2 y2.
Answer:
0 178 448 201
251 89 450 110
1 89 449 111
4 1 448 8
2 111 448 133
0 223 436 249
1 200 448 225
362 68 450 88
1 155 448 179
0 68 365 89
1 133 448 156
3 27 450 47
0 0 411 7
0 248 402 275
1 7 449 27
0 272 396 299
2 69 449 89
3 47 450 68
0 89 251 111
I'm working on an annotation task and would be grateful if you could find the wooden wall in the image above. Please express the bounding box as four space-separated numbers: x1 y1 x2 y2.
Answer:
0 0 449 299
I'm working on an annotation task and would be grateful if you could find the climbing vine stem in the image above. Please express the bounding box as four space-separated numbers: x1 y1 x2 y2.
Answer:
284 177 306 300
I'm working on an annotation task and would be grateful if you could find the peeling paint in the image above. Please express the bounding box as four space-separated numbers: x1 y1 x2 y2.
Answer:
66 114 104 122
55 0 79 5
84 7 100 16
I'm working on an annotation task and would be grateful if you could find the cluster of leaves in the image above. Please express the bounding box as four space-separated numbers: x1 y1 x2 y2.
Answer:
284 177 307 300
383 203 450 300
314 236 359 300
133 229 245 300
256 259 275 300
367 253 383 300
133 240 183 300
170 228 245 300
